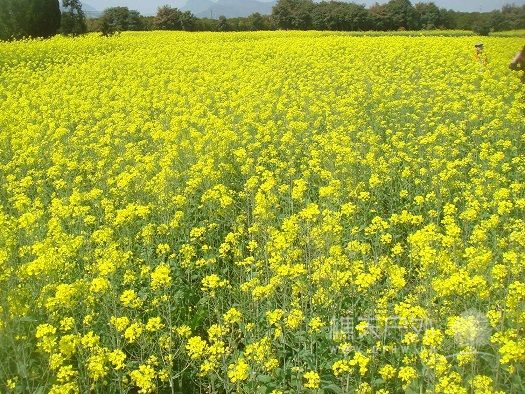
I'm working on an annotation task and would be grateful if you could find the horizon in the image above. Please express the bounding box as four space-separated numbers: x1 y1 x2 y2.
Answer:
83 0 525 16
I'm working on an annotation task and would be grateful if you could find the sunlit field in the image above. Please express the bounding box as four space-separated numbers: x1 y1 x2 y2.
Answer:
490 30 525 37
1 31 524 393
344 29 474 36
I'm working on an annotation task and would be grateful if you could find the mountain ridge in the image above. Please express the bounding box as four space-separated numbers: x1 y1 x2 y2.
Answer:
76 0 275 18
182 0 276 18
60 2 102 17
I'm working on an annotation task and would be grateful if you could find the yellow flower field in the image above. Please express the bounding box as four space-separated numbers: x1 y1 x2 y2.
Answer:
0 31 524 393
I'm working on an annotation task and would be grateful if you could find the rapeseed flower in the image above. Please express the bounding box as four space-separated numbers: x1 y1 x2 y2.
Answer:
303 371 320 389
227 357 249 384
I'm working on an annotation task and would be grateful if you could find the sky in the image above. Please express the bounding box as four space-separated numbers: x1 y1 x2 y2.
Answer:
84 0 525 16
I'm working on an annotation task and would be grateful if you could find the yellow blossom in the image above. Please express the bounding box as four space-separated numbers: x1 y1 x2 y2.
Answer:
150 263 172 289
227 358 249 384
186 336 207 360
108 349 127 370
130 364 157 394
303 371 320 389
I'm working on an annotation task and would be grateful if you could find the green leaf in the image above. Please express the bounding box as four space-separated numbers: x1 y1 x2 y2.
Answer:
256 385 269 394
323 383 344 394
257 374 273 384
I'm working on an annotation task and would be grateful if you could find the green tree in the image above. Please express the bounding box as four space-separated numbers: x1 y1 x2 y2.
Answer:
369 3 390 30
500 5 525 30
0 0 60 40
29 0 61 37
415 2 441 29
272 0 314 30
61 0 87 35
312 1 370 31
155 5 183 30
0 1 7 39
99 7 144 35
472 19 491 36
99 14 115 36
195 17 218 31
445 11 484 30
217 15 230 31
384 0 418 30
0 0 27 39
247 12 265 30
488 10 509 32
438 8 456 29
179 10 197 31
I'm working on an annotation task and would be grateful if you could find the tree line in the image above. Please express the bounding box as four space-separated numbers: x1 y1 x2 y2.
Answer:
1 0 524 41
88 1 525 35
93 1 525 35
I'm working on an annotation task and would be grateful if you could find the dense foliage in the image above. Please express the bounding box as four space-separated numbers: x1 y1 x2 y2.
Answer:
98 7 144 36
154 5 197 32
269 0 525 33
0 0 60 40
60 0 87 36
0 31 524 394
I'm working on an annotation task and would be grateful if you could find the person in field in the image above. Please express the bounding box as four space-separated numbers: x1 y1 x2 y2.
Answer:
474 42 487 65
509 45 525 83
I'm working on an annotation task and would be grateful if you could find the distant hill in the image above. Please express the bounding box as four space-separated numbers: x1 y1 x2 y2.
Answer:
60 2 102 18
181 0 215 16
182 0 276 18
82 3 103 18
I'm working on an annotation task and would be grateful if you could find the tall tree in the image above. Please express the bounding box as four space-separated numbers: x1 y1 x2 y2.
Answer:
30 0 61 37
155 6 196 31
438 9 455 29
0 0 60 40
272 0 314 30
247 12 267 30
384 0 418 30
155 5 184 30
369 3 390 30
312 1 371 31
488 10 509 32
414 2 441 29
217 15 230 31
61 0 87 35
0 0 20 39
99 7 144 34
500 5 525 30
179 11 197 31
0 1 6 39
